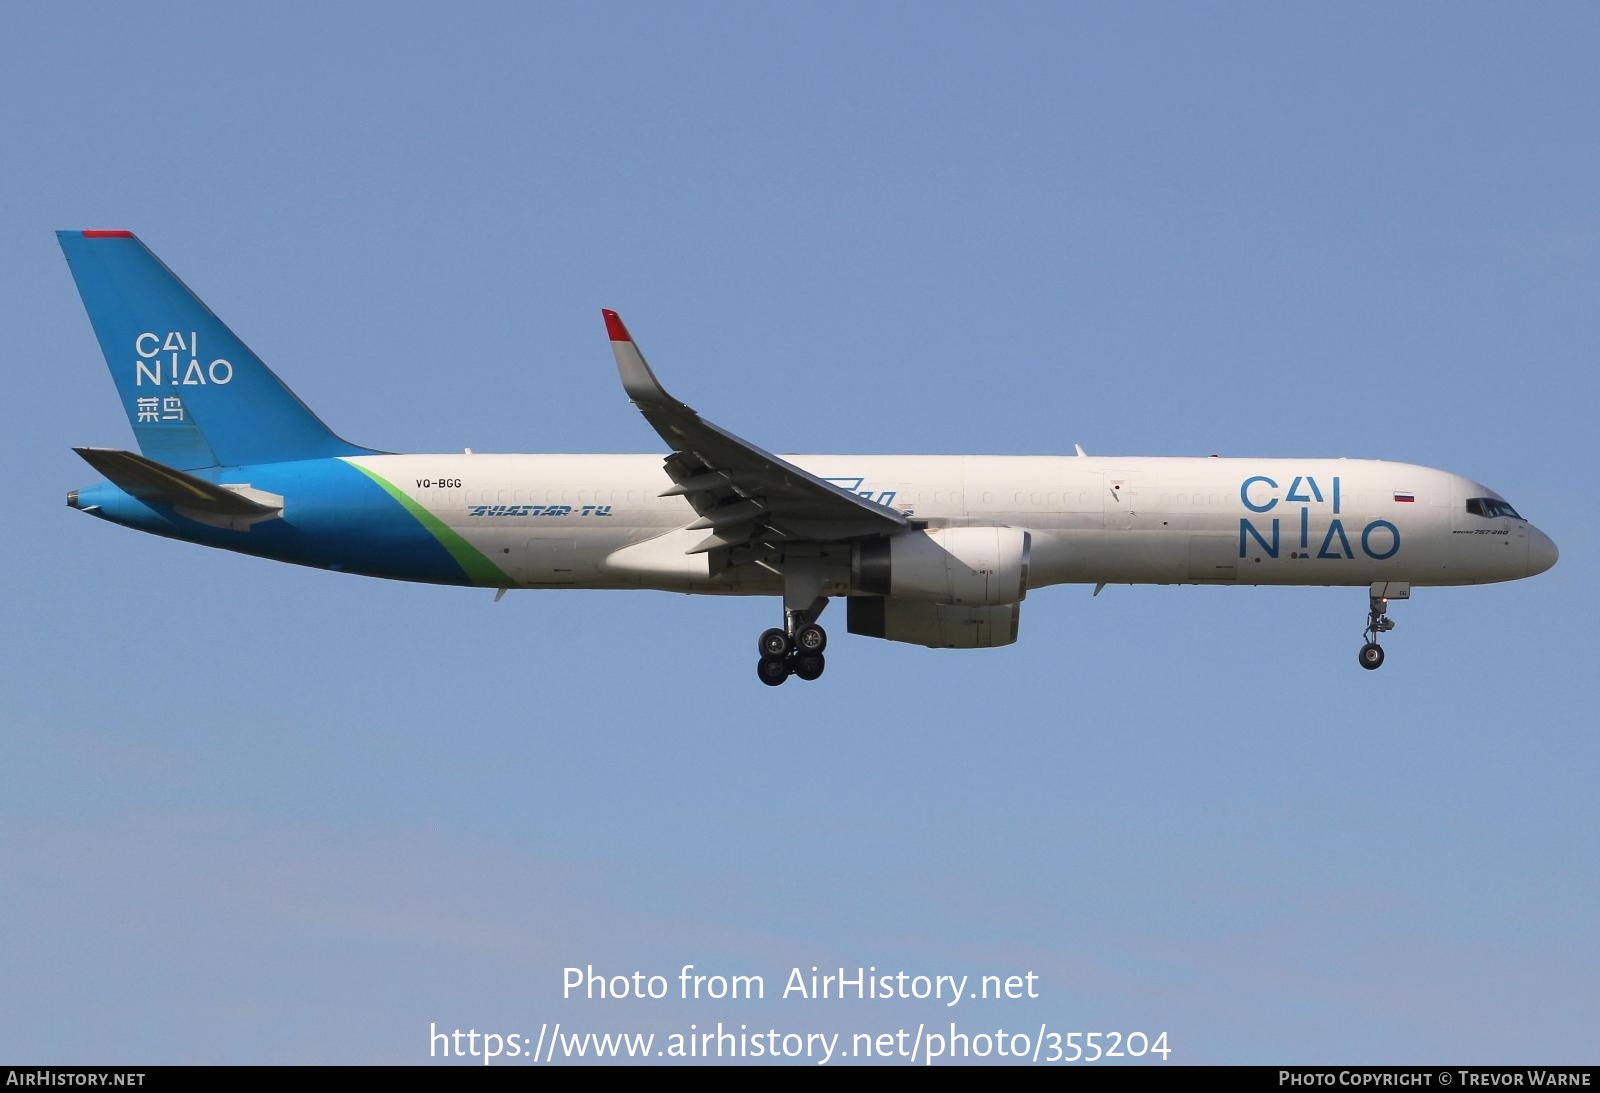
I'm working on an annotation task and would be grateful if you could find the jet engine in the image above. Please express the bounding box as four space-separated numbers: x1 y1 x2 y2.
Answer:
851 527 1030 606
846 597 1021 648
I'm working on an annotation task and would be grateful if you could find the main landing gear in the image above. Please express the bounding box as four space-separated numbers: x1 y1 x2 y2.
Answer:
758 559 833 687
1358 582 1408 670
756 613 828 687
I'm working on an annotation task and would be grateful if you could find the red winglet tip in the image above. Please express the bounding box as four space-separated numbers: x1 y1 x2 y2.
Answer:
82 229 135 238
602 309 631 342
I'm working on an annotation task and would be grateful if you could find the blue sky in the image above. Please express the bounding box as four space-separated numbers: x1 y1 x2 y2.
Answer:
2 3 1594 1065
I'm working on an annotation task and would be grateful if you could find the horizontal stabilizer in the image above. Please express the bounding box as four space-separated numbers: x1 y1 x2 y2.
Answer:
74 447 283 524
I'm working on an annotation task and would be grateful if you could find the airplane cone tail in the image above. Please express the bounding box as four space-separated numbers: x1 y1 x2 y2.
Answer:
56 230 374 470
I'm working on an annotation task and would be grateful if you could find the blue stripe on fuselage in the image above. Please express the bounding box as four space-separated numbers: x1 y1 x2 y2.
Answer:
71 457 472 586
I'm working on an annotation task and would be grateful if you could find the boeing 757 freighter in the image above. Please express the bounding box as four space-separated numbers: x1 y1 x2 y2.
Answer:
58 231 1558 685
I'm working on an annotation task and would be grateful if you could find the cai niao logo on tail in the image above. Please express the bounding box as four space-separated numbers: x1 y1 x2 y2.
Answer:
128 330 233 427
132 330 234 387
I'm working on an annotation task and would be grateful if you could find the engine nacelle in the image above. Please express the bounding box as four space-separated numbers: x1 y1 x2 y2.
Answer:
847 597 1021 648
852 527 1030 606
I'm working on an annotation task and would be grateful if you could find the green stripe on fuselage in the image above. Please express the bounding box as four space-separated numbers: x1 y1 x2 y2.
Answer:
347 462 511 587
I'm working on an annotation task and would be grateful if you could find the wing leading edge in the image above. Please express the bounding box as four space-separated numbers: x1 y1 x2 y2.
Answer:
603 310 907 554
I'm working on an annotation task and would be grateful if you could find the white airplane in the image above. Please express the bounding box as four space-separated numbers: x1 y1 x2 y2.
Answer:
60 231 1558 684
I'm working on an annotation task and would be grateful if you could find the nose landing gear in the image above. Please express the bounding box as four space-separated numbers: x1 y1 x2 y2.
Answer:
1358 582 1409 670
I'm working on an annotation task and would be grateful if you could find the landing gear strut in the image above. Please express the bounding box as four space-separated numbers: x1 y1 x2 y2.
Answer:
1358 582 1408 670
754 601 829 686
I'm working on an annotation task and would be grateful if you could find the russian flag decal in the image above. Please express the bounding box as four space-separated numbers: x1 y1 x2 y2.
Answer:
1394 491 1415 503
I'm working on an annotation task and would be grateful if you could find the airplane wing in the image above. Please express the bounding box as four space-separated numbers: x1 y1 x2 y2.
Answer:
604 310 908 554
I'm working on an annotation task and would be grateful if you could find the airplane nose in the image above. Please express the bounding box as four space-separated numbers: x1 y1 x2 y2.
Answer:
1528 527 1559 576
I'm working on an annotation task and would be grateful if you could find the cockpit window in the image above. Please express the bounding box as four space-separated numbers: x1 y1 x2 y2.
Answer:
1466 497 1523 520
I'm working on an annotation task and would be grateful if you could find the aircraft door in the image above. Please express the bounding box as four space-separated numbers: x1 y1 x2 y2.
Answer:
1102 469 1142 530
522 537 578 585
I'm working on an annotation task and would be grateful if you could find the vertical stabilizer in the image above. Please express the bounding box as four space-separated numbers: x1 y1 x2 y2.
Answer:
57 230 373 469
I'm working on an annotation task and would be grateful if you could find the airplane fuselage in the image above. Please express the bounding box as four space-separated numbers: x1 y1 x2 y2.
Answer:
71 452 1554 594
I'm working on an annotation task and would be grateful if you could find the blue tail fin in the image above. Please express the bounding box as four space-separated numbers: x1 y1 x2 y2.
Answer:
57 230 375 470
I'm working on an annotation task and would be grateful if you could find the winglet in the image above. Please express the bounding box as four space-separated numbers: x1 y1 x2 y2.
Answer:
603 309 676 408
602 308 631 342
